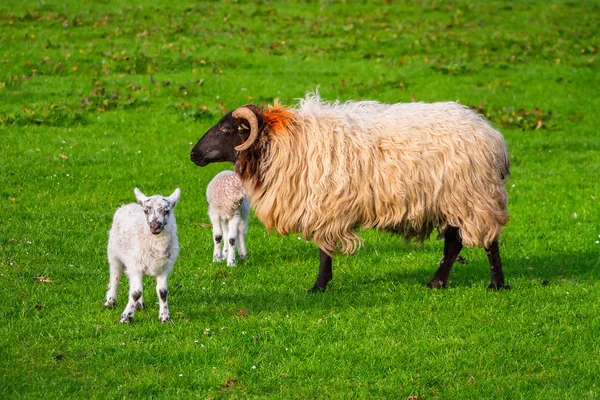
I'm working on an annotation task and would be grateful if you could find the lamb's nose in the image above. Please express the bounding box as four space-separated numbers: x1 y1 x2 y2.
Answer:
150 221 162 234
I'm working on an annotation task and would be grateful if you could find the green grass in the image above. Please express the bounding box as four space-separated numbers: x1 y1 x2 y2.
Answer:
1 0 599 398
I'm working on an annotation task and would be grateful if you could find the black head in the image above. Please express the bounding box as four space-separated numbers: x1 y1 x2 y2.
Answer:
190 106 262 167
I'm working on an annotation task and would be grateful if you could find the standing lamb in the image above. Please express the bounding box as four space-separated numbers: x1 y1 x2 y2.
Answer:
190 93 510 292
104 188 180 324
206 170 250 267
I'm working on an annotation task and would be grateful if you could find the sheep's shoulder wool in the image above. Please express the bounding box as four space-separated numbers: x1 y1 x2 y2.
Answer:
262 102 295 136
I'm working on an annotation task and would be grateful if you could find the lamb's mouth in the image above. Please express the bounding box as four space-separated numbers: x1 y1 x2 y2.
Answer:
150 226 163 235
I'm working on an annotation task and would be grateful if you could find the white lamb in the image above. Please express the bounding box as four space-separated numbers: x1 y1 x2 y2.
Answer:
206 170 249 267
104 188 180 324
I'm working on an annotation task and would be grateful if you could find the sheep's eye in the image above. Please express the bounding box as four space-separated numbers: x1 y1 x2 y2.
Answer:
160 209 170 216
219 126 232 134
144 208 150 215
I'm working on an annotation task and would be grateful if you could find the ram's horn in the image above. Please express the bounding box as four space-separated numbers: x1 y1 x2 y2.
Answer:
233 107 259 151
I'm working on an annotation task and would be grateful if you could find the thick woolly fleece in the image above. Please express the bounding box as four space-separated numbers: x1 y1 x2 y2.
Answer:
238 94 509 256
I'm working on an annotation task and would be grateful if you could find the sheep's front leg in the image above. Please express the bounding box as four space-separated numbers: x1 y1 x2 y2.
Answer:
226 214 242 267
156 273 171 323
209 211 224 262
120 272 143 325
309 248 333 293
104 256 123 309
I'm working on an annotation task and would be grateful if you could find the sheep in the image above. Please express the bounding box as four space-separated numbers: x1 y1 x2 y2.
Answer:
104 188 180 324
206 170 250 267
190 93 510 292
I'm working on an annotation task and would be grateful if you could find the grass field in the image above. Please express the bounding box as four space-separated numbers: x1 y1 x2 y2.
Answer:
1 0 599 398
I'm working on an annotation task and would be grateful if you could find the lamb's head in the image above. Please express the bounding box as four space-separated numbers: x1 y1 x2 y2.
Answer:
134 188 181 235
190 105 263 167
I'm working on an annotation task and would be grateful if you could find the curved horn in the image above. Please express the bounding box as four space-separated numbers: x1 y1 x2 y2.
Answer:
233 107 259 152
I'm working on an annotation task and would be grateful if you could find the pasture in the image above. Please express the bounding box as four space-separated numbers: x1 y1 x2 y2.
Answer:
1 0 599 398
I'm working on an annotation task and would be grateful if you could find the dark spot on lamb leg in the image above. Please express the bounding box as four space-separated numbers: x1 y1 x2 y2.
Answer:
215 235 222 244
229 238 236 247
309 248 333 293
104 297 116 309
159 288 168 302
132 291 142 302
486 240 510 290
120 312 134 325
135 301 145 311
427 226 463 288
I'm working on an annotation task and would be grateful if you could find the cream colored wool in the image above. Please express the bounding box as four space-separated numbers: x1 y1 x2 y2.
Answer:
207 170 248 216
244 94 509 255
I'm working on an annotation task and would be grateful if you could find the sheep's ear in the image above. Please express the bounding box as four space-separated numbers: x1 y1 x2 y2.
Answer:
167 188 181 206
134 188 148 205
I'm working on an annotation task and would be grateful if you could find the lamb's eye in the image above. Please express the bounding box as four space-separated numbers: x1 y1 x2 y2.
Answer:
144 209 150 215
160 209 170 216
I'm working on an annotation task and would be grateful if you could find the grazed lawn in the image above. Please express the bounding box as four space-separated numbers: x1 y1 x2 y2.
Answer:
1 0 599 398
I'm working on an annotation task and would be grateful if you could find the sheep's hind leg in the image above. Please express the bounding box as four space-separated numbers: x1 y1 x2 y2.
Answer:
427 226 463 288
237 212 248 260
485 240 510 290
221 219 230 261
226 214 242 267
120 272 143 325
104 256 123 309
210 212 224 262
156 273 170 323
308 249 333 293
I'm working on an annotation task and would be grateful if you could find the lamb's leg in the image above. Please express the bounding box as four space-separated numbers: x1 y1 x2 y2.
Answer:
221 218 229 260
308 248 333 293
156 273 170 323
104 256 123 309
485 240 510 290
120 272 143 325
226 214 242 267
210 211 224 262
237 216 248 260
427 226 463 288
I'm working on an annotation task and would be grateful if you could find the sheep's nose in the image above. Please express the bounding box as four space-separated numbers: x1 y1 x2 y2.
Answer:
150 221 162 234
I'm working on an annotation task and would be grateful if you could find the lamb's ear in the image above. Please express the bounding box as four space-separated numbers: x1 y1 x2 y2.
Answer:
134 188 148 205
167 188 181 206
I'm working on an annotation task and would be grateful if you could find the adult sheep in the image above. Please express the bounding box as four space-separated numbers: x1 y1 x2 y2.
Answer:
190 93 510 292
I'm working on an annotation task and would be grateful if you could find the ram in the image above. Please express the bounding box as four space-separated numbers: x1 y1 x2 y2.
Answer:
190 93 510 292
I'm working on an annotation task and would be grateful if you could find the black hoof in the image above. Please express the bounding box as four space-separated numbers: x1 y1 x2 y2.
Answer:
427 279 447 289
308 284 327 294
487 282 511 290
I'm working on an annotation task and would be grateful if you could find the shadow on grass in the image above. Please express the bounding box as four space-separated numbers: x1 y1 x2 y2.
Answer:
179 247 600 318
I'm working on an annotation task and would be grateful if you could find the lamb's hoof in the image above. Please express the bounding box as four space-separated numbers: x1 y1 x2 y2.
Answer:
426 279 447 289
120 313 134 325
159 312 171 323
238 254 248 260
227 260 237 267
135 302 146 311
104 298 116 309
213 256 224 263
487 282 511 291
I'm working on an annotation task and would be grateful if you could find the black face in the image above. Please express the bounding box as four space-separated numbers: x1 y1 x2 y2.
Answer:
190 111 250 167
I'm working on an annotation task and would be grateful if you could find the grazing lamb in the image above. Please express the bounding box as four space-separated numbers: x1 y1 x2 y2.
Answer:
206 170 250 267
190 93 510 292
104 188 180 324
